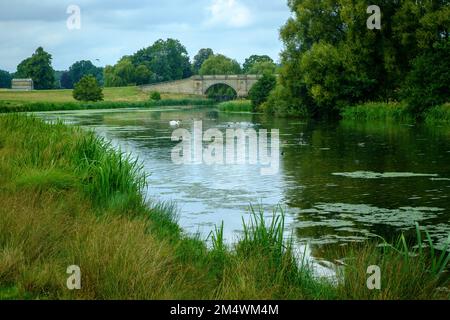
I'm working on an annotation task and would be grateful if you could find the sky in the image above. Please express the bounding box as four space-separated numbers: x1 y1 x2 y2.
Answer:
0 0 291 72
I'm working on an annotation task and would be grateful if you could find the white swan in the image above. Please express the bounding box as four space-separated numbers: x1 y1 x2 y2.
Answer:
170 120 181 126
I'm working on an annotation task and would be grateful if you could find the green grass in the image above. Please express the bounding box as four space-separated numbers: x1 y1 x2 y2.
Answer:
341 102 412 122
0 114 448 300
0 99 215 113
425 103 450 124
0 86 200 103
218 100 253 113
0 87 215 113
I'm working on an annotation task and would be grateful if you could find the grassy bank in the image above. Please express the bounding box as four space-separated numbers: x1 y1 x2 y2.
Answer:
0 87 200 103
217 100 253 113
341 102 412 122
0 98 215 113
424 103 450 124
341 102 450 124
0 115 448 300
0 87 214 113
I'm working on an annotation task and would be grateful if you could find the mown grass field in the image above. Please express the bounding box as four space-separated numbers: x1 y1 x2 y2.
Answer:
0 87 214 113
0 114 448 300
0 87 199 103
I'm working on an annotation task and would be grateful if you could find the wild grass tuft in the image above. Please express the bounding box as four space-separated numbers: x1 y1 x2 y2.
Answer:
217 100 253 113
0 114 447 300
424 103 450 124
341 102 412 122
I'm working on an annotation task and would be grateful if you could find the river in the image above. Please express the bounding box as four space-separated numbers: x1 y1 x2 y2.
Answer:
37 107 450 269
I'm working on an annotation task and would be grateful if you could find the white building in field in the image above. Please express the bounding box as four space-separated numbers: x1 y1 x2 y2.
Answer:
12 79 34 91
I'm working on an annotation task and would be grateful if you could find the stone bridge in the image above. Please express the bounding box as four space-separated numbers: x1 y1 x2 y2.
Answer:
140 75 262 97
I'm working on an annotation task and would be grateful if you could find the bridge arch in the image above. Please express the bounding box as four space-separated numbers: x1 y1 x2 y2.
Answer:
204 83 238 101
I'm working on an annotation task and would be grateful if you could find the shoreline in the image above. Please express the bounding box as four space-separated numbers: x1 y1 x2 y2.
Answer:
0 114 448 300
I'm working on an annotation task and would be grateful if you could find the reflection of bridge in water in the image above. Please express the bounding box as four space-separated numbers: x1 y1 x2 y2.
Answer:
140 75 262 98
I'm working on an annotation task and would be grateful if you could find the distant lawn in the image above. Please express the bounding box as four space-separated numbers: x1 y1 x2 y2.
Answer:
0 87 202 103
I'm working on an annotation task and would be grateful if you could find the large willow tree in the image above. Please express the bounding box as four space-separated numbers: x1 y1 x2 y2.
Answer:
268 0 449 118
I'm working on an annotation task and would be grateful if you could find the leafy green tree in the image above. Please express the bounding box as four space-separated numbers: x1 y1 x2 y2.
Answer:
103 57 137 87
267 0 449 118
192 48 214 74
243 55 274 74
402 41 450 116
135 65 152 85
132 38 192 82
0 69 11 88
199 54 241 75
104 65 125 87
16 47 55 89
60 71 72 89
73 75 104 102
65 60 103 89
247 60 277 75
249 74 277 111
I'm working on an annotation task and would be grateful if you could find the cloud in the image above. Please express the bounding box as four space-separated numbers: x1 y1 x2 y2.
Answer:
206 0 252 28
0 0 290 72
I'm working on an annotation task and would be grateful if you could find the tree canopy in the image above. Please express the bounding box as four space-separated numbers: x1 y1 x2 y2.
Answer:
73 75 104 102
0 70 11 88
192 48 214 74
61 60 103 89
266 0 450 118
199 54 241 75
242 55 275 74
15 47 55 90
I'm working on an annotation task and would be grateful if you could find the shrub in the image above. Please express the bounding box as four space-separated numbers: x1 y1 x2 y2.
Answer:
150 91 161 101
73 75 104 102
402 41 450 117
248 74 276 111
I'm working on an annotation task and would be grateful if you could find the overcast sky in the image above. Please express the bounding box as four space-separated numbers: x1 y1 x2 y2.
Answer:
0 0 291 72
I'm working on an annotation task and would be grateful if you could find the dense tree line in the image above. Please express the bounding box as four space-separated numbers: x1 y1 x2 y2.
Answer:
265 0 450 118
0 69 12 88
7 39 278 91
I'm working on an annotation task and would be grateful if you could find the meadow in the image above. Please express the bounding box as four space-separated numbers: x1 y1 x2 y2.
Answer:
0 114 448 300
0 87 214 113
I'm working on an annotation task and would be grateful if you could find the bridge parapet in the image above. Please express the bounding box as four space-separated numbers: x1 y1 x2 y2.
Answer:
140 75 262 97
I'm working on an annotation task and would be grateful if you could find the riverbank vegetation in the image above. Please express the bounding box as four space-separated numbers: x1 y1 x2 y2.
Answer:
0 115 448 300
0 87 214 113
217 100 252 113
263 1 449 122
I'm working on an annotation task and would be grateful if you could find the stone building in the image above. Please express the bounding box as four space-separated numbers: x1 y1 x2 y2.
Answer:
12 79 34 91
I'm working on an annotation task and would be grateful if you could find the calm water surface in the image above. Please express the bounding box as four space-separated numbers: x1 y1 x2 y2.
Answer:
37 107 450 267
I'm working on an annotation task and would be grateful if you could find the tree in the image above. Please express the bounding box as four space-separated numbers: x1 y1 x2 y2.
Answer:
132 38 192 82
103 57 136 87
65 60 103 89
73 75 104 102
16 47 55 89
402 41 450 116
60 71 72 89
192 48 214 74
266 0 449 118
104 65 124 87
0 70 11 88
135 64 152 85
199 54 241 75
243 55 274 73
247 60 277 75
249 74 277 111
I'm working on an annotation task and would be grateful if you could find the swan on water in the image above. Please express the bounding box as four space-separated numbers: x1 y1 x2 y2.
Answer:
170 120 181 126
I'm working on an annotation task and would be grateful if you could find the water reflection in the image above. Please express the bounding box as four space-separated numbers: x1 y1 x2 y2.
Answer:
37 108 450 259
